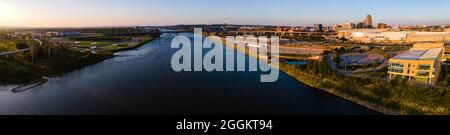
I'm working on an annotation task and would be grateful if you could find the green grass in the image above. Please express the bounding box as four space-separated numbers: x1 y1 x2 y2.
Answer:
354 70 388 78
69 35 128 42
35 52 114 75
280 61 450 115
0 39 39 52
0 34 160 84
0 40 18 52
102 43 130 50
78 33 107 37
101 36 156 52
0 58 41 84
77 41 119 48
0 52 114 84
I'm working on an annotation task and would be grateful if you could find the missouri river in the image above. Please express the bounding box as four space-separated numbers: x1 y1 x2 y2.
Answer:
0 33 379 115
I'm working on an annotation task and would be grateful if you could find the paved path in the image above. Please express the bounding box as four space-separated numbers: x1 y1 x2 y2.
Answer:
0 39 42 56
325 54 388 80
0 48 30 56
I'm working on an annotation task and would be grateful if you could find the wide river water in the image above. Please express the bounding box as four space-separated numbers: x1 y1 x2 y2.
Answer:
0 33 379 115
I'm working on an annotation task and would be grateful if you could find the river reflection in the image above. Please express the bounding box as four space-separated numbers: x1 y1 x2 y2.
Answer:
0 33 379 115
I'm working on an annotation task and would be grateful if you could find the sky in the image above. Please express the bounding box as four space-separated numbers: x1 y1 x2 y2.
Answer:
0 0 449 27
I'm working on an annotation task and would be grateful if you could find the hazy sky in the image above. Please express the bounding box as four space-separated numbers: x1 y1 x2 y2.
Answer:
0 0 449 27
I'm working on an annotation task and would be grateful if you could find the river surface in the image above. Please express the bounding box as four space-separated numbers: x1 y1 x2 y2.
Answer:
0 33 379 115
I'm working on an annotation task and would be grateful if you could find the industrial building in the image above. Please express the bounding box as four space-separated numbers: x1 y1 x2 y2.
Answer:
338 30 450 43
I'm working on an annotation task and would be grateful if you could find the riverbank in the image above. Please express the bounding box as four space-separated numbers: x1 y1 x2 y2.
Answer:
0 32 380 115
279 63 396 115
108 37 157 53
209 35 449 115
0 34 160 91
283 62 449 115
208 36 387 114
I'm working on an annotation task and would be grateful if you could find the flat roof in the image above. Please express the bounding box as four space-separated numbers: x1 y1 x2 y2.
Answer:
393 48 443 60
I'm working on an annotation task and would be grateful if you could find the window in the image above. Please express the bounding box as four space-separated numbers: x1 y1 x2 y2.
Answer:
418 64 431 70
390 63 404 68
389 68 403 73
417 71 430 77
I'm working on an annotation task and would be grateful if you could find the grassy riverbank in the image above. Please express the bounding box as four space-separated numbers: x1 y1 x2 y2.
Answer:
208 35 449 115
0 34 159 85
280 61 450 115
0 58 41 84
0 52 114 84
106 36 156 53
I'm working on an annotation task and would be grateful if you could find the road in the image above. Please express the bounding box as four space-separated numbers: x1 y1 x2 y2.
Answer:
325 54 388 80
0 48 31 56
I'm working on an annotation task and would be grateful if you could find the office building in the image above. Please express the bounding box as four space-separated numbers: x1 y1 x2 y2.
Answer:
314 24 323 31
388 43 445 84
364 14 373 28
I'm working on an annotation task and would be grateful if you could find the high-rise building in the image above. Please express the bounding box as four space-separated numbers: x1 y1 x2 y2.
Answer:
364 14 373 28
314 24 323 31
377 23 388 29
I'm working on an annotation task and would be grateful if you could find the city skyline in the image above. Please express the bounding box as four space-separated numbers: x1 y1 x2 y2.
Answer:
1 0 450 27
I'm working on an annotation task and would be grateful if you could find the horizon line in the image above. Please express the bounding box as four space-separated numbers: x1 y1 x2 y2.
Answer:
2 23 450 29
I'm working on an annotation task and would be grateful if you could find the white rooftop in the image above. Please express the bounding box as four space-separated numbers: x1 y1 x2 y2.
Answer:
393 48 443 60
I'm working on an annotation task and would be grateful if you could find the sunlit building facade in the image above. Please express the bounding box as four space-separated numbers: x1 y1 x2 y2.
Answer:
338 30 450 43
388 43 445 84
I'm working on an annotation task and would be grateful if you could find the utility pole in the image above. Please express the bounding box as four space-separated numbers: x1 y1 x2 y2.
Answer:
345 62 347 73
31 46 34 63
48 43 51 58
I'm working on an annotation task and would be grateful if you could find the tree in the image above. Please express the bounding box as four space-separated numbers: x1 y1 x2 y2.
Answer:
0 30 7 39
15 41 29 50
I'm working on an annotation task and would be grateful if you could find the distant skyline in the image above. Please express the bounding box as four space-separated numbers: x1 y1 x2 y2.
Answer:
1 0 450 27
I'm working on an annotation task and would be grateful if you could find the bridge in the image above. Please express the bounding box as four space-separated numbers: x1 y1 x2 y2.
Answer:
158 29 193 33
227 30 336 37
0 48 30 57
0 39 42 58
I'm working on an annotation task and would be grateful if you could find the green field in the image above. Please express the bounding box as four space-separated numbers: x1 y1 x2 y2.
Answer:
0 39 39 52
101 36 155 52
0 40 18 52
1 33 160 84
76 35 155 51
77 41 120 48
